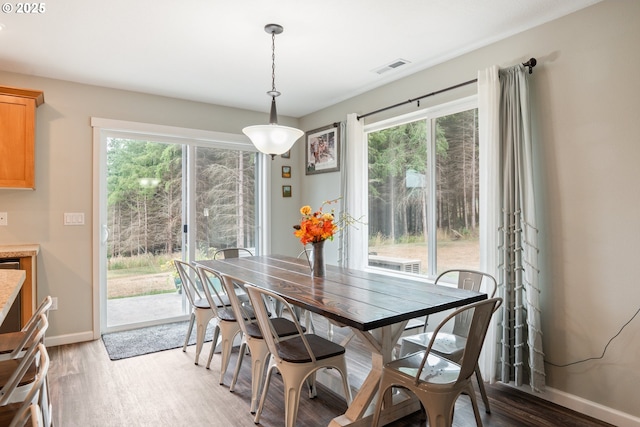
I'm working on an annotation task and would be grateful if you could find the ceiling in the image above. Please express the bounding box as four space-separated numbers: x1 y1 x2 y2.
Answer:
0 0 600 118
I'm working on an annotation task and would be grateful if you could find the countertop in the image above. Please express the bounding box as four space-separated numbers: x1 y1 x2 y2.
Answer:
0 244 40 258
0 269 25 325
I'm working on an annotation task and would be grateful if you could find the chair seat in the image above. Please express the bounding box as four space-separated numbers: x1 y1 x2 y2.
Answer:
0 358 38 389
245 318 302 339
0 401 30 426
0 331 27 355
387 350 461 386
217 307 238 322
276 334 345 363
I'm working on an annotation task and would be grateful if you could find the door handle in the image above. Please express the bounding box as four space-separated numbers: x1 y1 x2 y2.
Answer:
102 224 109 245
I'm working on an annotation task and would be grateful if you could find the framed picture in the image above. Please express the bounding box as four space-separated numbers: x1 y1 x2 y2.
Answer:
305 124 340 175
281 166 291 178
280 150 291 159
282 185 292 198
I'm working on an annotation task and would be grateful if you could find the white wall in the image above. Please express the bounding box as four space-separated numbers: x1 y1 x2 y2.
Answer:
295 0 640 424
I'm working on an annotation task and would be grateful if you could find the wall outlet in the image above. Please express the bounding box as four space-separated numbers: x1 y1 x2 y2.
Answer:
51 297 58 311
0 212 7 226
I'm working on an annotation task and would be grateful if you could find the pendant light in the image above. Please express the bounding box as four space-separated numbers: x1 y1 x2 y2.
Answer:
243 24 303 159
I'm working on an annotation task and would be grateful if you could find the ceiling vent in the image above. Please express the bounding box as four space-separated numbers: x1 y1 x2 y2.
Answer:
373 58 411 75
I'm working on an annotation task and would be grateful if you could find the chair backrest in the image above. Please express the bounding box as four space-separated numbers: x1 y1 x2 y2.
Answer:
435 269 497 337
22 296 52 333
195 264 232 313
213 248 253 260
244 285 312 362
174 260 203 309
416 297 502 387
297 247 313 270
215 271 256 336
9 312 49 360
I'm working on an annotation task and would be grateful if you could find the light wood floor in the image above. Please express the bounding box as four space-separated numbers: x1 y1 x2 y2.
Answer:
48 322 615 427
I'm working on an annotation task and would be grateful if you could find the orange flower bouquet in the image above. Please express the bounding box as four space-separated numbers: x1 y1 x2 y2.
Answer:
293 200 339 245
293 198 361 277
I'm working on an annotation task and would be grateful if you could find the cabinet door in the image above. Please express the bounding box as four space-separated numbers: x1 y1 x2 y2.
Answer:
0 94 36 189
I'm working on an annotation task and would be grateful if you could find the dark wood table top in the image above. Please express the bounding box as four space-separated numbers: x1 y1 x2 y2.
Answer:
195 255 486 331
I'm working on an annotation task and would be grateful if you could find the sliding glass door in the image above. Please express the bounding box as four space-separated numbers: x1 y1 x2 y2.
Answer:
94 120 260 334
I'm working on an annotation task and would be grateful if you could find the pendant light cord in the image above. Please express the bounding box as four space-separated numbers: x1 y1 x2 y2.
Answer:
271 31 277 93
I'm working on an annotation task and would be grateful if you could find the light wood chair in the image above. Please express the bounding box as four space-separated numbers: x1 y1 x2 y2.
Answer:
244 284 352 427
401 269 498 413
373 297 502 427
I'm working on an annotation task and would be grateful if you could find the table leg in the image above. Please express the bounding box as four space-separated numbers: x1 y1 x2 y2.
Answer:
329 321 420 427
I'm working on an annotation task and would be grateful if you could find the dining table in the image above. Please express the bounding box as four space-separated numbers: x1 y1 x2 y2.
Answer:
194 254 487 427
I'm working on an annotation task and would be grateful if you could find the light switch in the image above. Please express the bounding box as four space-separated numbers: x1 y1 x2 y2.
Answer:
0 212 7 226
64 212 85 226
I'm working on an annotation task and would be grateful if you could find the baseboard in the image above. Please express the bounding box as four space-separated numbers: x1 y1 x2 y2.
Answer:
506 383 640 427
45 331 94 347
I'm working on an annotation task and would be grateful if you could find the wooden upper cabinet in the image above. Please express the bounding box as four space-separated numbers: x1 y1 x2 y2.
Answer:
0 86 44 190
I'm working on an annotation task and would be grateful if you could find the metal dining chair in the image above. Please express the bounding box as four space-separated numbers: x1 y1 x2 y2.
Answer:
0 343 49 427
194 265 244 385
244 284 352 427
400 269 498 413
214 270 302 414
213 248 253 260
373 297 502 427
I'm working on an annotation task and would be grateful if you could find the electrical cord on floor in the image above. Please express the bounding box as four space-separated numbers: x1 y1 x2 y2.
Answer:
544 306 640 368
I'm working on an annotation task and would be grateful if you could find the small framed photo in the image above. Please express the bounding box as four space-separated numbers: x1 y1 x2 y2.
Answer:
280 150 291 159
282 185 292 198
305 124 340 175
281 166 291 178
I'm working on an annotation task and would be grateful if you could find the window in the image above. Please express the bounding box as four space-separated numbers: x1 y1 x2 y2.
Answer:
365 97 479 279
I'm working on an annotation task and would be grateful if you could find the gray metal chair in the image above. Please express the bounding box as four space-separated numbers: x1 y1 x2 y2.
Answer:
213 248 253 259
401 269 498 413
373 297 502 427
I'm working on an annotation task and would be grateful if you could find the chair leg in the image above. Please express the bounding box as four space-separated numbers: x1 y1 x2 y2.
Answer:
194 310 214 365
281 367 309 427
248 342 270 414
474 364 491 413
206 325 221 370
218 321 241 385
466 381 484 427
183 313 195 352
229 342 247 392
254 364 277 424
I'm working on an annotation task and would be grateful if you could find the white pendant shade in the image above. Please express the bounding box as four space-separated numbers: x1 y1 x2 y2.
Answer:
243 123 303 156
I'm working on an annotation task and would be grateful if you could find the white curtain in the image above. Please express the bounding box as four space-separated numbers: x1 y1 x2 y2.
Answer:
338 113 366 269
478 65 501 385
479 64 545 392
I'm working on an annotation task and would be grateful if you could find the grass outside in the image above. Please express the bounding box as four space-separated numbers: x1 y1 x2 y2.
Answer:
106 239 479 299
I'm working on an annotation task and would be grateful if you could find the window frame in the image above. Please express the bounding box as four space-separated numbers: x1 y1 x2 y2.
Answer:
361 95 478 280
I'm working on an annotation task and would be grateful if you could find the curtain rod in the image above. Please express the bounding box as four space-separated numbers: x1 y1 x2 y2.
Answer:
357 58 537 121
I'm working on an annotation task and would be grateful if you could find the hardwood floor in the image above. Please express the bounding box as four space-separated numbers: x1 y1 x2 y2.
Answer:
48 322 614 427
